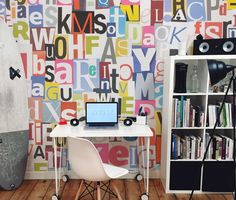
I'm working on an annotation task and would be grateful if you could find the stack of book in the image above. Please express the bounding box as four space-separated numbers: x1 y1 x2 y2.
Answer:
171 134 203 160
172 96 204 127
205 133 233 160
208 102 235 127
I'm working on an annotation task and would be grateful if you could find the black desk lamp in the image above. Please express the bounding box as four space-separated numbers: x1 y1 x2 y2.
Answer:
208 60 236 85
189 60 236 200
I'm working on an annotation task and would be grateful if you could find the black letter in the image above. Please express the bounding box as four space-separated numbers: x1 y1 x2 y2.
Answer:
110 69 119 93
45 65 55 82
58 7 70 34
94 14 107 34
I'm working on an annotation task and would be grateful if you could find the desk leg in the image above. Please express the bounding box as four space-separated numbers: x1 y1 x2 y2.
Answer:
146 137 150 196
53 137 59 196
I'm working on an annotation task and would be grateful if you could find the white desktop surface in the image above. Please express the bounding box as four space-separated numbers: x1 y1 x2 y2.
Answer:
50 122 153 138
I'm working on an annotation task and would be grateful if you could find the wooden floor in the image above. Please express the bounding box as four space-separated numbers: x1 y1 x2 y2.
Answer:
0 179 233 200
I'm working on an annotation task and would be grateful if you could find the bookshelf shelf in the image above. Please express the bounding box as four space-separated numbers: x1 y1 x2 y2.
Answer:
161 55 236 193
170 159 203 162
173 93 207 96
205 127 234 129
208 92 233 96
204 159 234 162
171 127 204 130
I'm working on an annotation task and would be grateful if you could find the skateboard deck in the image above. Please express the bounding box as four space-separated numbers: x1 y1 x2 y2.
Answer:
0 20 29 190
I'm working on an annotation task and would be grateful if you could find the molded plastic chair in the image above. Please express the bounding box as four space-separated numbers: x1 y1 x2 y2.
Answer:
68 137 129 200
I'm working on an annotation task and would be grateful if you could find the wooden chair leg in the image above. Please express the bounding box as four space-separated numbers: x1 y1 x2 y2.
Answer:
97 182 101 200
74 180 84 200
111 181 123 200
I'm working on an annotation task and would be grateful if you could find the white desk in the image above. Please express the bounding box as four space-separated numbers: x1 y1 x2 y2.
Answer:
50 122 153 198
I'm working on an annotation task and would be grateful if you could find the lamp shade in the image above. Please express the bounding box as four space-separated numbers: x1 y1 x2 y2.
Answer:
207 60 236 86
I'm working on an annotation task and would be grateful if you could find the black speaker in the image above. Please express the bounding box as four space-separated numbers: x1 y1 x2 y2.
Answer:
124 118 132 126
174 63 188 93
70 118 79 126
193 37 236 55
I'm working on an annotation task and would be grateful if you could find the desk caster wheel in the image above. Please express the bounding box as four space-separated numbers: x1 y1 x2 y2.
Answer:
140 193 149 200
135 173 143 182
52 194 60 200
62 175 69 183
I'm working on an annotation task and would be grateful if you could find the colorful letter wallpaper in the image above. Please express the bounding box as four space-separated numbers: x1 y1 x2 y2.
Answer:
1 0 236 177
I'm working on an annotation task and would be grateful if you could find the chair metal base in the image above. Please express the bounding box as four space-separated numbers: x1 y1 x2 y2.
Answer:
75 180 120 200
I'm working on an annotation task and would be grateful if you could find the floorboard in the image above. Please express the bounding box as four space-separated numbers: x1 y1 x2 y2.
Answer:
223 194 234 200
139 179 157 200
26 180 51 200
10 180 38 200
154 179 176 200
206 194 229 200
60 179 80 200
110 179 126 200
124 179 141 200
43 180 65 200
191 194 209 200
0 190 15 200
0 179 233 200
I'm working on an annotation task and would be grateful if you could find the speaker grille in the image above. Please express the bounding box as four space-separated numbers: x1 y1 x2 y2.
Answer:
223 41 234 53
199 42 210 53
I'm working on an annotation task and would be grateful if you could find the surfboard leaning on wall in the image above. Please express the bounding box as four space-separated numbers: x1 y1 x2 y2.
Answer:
0 20 29 190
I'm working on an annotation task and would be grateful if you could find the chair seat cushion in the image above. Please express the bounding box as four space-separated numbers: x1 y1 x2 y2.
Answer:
102 163 129 179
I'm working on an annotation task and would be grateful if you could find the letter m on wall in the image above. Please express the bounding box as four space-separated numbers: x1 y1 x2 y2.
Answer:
72 11 94 33
134 72 154 100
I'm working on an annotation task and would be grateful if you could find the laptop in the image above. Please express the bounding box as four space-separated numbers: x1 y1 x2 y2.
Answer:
84 102 118 129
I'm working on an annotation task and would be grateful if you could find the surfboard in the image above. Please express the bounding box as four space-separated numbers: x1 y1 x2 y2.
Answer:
0 20 29 190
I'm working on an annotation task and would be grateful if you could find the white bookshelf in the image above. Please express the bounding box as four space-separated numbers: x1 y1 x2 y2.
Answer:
161 55 236 193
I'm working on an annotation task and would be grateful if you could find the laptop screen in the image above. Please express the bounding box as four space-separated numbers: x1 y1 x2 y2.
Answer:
85 102 118 126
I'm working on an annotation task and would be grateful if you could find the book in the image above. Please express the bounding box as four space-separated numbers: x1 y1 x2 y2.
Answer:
194 105 201 127
198 137 202 159
192 108 196 127
208 105 214 127
180 96 184 127
185 98 190 127
190 136 195 159
214 136 221 159
225 103 230 127
221 136 226 160
228 103 232 127
199 112 204 127
205 133 212 159
223 103 227 127
172 134 178 159
172 99 176 127
186 136 191 159
212 137 217 159
182 136 188 159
